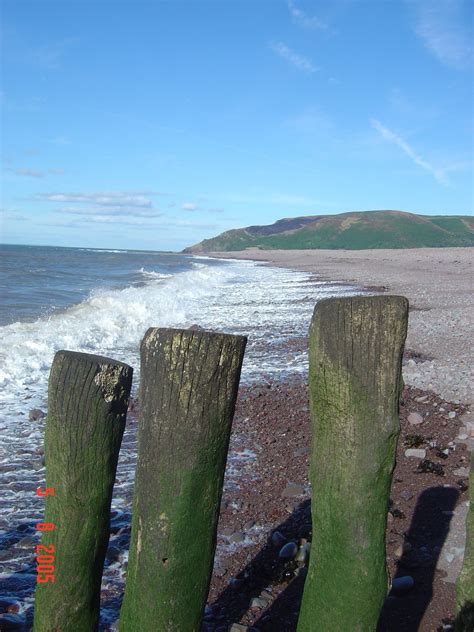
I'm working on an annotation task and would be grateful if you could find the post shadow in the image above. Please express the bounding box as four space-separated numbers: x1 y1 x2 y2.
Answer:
206 499 312 632
377 485 460 632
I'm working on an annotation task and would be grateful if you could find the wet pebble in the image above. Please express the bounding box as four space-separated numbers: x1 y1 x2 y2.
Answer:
271 531 286 547
278 541 298 559
391 576 414 593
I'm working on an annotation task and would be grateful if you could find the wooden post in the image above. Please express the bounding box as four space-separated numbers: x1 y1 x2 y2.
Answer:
119 327 246 632
456 453 474 631
33 351 133 632
297 295 408 632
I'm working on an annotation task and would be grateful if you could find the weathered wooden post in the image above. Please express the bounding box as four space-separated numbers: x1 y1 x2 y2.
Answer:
119 327 246 632
455 453 474 631
34 351 133 632
297 295 408 632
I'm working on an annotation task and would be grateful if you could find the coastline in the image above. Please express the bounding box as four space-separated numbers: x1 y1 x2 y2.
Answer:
208 247 474 407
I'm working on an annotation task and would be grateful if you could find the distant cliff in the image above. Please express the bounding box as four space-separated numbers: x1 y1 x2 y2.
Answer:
183 210 474 252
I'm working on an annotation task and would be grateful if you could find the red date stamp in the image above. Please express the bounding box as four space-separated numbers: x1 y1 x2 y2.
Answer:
36 487 55 583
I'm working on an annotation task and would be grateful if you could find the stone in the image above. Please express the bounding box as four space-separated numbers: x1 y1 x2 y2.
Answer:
295 542 311 563
281 483 305 498
28 408 46 421
271 531 287 547
448 411 456 419
453 467 469 478
457 434 469 441
407 412 423 426
394 542 412 558
250 597 267 609
405 448 426 459
391 576 414 593
229 532 245 544
278 542 298 559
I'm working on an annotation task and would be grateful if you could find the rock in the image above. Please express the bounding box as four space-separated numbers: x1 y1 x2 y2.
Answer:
0 599 20 614
229 625 260 632
394 542 412 558
453 467 470 477
400 490 414 500
229 532 245 544
281 483 305 498
250 597 267 609
405 448 426 459
28 409 46 421
271 531 287 547
457 434 469 441
448 411 456 419
391 576 414 593
278 541 298 559
295 542 311 563
415 395 428 403
407 412 423 426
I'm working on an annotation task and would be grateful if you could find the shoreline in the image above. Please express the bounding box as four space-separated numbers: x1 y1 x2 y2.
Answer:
209 247 474 407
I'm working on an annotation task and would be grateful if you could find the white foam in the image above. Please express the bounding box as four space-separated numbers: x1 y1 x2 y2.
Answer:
0 259 359 425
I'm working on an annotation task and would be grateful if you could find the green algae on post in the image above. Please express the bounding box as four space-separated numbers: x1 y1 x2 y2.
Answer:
119 327 246 632
297 295 408 632
455 453 474 631
33 350 132 632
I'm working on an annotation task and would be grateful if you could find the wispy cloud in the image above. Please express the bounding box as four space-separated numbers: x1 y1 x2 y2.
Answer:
182 202 199 211
8 167 45 178
287 0 328 30
36 189 165 224
270 42 318 73
37 190 160 208
58 206 162 218
411 0 472 69
371 119 448 185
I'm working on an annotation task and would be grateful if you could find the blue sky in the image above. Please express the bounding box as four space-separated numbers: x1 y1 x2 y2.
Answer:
1 0 473 250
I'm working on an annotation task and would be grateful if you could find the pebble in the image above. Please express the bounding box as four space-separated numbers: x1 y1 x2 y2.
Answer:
295 542 311 563
271 531 287 547
28 409 46 421
405 448 426 459
394 542 412 558
407 412 423 426
453 467 470 477
391 576 414 593
229 532 245 544
281 483 305 498
278 541 298 559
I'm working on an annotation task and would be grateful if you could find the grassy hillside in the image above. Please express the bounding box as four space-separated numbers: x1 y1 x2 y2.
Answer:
183 210 474 252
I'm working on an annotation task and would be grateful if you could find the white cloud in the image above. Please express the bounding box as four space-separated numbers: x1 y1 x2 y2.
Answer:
58 206 162 218
182 202 199 211
270 42 318 73
412 0 472 69
38 191 158 208
371 119 448 185
287 0 328 30
8 167 45 178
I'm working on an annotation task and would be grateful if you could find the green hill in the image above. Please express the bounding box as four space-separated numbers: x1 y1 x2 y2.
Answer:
183 210 474 252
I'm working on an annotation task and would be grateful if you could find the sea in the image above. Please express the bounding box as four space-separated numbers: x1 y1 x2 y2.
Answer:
0 243 358 628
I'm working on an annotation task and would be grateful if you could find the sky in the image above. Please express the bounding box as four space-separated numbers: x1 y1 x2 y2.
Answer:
1 0 473 251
